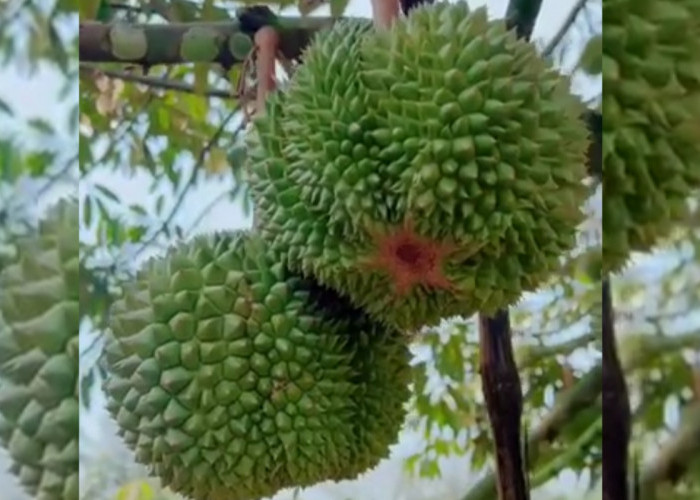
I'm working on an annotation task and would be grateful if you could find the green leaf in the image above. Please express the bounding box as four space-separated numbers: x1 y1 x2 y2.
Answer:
79 134 93 167
0 140 17 181
127 225 147 242
129 204 148 216
170 0 200 22
330 0 350 17
202 0 215 19
418 459 440 478
83 196 93 227
155 195 165 215
27 117 55 135
404 453 421 473
182 93 209 124
437 334 466 381
25 151 55 176
578 34 602 76
0 98 13 116
68 104 79 134
114 481 155 500
95 0 113 21
80 368 94 408
95 184 120 203
193 63 210 97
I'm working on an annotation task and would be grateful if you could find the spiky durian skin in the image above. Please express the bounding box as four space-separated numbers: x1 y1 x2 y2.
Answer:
102 232 410 500
0 199 79 500
248 2 589 331
602 0 700 273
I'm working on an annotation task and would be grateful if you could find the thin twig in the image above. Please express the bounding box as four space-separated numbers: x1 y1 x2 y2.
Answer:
185 189 237 237
530 416 602 487
37 152 78 198
542 0 588 58
132 108 241 259
81 68 176 179
79 63 235 99
639 404 700 497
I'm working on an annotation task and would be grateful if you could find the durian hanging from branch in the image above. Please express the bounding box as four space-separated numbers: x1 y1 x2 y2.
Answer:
247 1 591 330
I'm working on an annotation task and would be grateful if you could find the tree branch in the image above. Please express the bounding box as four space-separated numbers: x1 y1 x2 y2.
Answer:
542 0 588 58
79 63 234 99
602 278 631 500
79 11 601 178
584 108 601 177
78 14 335 66
132 108 242 259
530 416 602 488
462 363 602 500
639 404 700 499
478 311 528 500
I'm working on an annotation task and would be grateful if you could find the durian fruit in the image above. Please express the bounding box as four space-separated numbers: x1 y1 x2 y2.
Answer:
0 199 79 500
602 0 700 273
102 231 411 500
248 2 589 330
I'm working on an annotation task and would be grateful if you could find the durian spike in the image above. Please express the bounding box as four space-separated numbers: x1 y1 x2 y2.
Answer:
254 26 279 117
370 0 400 29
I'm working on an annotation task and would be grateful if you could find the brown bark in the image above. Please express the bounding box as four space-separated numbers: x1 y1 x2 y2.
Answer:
478 311 529 500
78 13 328 67
602 279 631 500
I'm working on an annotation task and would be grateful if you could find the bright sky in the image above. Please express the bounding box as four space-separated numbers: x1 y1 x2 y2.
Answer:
0 1 605 499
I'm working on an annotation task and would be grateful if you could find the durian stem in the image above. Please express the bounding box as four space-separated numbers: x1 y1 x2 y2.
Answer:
370 0 400 30
478 311 529 500
254 26 279 116
399 0 435 14
505 0 544 40
398 0 433 15
602 278 631 500
250 26 279 231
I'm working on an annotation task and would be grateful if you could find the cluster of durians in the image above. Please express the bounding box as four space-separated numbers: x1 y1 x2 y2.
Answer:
100 3 592 499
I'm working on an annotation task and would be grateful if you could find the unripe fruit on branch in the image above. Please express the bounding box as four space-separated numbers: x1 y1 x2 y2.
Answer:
248 2 589 330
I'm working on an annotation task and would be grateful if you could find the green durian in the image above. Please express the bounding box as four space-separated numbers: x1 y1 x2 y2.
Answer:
248 1 589 330
0 199 79 500
102 231 411 500
602 0 700 272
